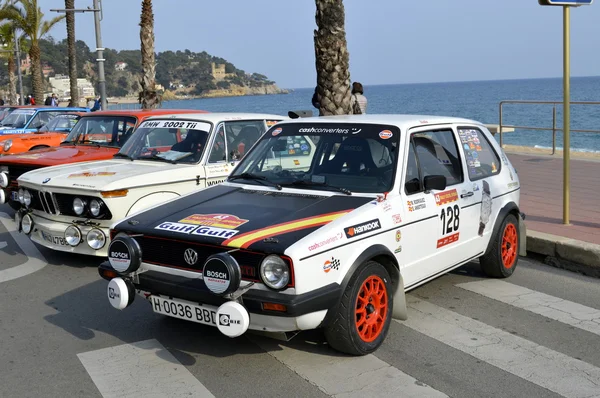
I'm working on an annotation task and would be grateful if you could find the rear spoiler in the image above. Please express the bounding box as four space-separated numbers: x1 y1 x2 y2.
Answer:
288 110 314 119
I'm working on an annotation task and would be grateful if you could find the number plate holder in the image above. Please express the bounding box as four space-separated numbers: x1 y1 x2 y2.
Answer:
150 295 218 326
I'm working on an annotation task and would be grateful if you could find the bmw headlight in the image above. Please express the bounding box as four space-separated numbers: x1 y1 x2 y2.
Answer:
260 255 290 290
18 188 24 203
89 199 102 217
86 228 106 250
22 189 31 207
65 225 82 246
3 139 12 152
73 197 85 216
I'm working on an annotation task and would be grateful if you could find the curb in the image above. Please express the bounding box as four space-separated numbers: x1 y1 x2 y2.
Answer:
526 230 600 277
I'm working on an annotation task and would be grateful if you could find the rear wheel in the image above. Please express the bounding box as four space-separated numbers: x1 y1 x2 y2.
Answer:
480 213 519 278
324 261 393 355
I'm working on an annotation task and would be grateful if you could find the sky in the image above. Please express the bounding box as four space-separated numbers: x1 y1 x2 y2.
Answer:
41 0 600 89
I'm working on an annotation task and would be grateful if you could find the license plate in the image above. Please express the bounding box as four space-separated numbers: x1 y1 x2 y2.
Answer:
11 191 18 201
150 295 217 326
41 230 68 246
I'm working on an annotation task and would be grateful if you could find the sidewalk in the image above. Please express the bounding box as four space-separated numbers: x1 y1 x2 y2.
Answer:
506 149 600 274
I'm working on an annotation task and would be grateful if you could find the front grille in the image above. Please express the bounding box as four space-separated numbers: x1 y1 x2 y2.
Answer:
134 235 264 283
28 189 58 214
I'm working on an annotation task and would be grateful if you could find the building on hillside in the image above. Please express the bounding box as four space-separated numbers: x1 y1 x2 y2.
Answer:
114 62 128 71
211 63 234 81
42 65 54 78
48 75 95 101
20 54 31 74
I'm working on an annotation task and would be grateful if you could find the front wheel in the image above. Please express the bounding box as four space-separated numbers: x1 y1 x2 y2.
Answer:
324 261 393 356
480 213 519 278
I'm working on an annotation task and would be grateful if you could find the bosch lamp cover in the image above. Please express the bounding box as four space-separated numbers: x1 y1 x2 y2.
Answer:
202 253 241 295
107 235 142 274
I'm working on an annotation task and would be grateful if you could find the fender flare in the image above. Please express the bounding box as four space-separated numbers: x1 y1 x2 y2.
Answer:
486 201 527 257
126 191 180 217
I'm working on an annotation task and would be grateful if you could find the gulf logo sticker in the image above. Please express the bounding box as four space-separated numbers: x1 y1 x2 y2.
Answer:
379 130 393 140
272 127 283 136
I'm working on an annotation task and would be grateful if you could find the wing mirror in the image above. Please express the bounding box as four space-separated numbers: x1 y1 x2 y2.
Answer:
424 175 447 192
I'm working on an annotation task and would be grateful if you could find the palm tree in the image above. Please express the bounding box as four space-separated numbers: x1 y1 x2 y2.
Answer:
139 0 158 109
0 22 23 105
0 0 64 104
313 0 352 116
65 0 78 107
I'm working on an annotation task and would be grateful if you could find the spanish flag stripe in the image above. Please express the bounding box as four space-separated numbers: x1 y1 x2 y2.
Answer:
222 210 350 249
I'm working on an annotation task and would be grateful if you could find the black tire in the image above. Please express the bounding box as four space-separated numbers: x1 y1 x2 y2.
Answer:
324 261 393 356
480 213 519 278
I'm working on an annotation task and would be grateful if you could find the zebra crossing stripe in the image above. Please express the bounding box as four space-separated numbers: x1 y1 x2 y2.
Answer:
77 339 214 398
250 336 448 398
399 296 600 398
456 280 600 337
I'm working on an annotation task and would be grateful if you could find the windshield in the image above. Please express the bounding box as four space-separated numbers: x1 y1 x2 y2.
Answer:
1 109 35 128
0 107 19 122
117 119 212 164
230 123 400 194
62 116 137 147
39 114 81 132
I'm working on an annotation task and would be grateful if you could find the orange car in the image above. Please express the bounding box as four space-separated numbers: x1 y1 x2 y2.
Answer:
0 108 207 209
0 112 85 155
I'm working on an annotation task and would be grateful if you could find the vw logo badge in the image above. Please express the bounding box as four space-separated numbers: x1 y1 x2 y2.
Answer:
184 248 198 266
42 178 51 184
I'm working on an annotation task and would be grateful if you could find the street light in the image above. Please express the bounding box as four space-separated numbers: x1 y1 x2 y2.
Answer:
50 0 107 110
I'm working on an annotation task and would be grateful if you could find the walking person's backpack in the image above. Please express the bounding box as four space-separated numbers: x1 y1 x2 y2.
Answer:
352 94 362 114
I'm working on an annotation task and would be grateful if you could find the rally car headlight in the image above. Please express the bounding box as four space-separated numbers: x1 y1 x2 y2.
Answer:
73 197 85 216
65 225 82 246
3 140 12 152
0 172 8 188
18 188 24 203
21 214 33 234
89 199 102 217
260 255 290 290
87 228 106 250
22 189 31 207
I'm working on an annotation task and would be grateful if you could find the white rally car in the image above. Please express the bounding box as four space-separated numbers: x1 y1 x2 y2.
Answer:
14 113 286 257
98 114 526 355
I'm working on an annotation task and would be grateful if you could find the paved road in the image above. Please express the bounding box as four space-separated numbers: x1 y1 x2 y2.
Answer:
1 210 599 398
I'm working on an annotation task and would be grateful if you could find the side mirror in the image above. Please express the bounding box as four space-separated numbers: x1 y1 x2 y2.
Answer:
424 175 446 192
288 110 313 119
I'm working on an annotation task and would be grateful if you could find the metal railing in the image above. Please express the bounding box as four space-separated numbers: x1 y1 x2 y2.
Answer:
498 100 600 155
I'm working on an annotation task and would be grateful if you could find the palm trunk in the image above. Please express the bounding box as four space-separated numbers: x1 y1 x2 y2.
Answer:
66 0 78 107
140 0 159 109
7 56 17 105
314 0 352 116
29 41 44 104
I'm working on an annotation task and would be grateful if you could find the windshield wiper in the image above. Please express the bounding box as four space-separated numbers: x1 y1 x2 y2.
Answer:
113 153 134 161
282 179 352 195
141 154 177 164
228 172 282 190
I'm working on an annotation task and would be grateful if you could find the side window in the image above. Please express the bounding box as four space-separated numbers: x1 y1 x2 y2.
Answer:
405 129 463 194
29 113 44 129
209 124 227 163
457 128 501 180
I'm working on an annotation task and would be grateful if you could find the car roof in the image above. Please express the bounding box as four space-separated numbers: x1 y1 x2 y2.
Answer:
276 114 482 129
142 112 287 122
77 108 206 117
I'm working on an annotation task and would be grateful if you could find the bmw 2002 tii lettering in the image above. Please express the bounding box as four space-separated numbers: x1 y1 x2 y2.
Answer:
98 114 526 355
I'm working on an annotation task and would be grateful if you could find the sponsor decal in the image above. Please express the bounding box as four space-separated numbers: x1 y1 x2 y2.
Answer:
298 127 351 134
501 153 509 165
351 128 362 134
472 183 480 192
407 197 426 212
395 230 401 242
392 214 402 224
192 226 239 239
203 257 231 294
308 232 344 251
509 168 514 181
491 162 497 173
68 172 116 178
155 221 198 234
435 189 458 206
379 130 393 140
344 219 381 239
108 240 131 270
323 257 340 273
219 313 241 327
507 182 519 189
479 180 492 237
222 210 351 249
179 214 248 229
266 120 278 127
139 120 211 131
293 159 300 166
437 232 460 248
394 246 402 253
272 127 282 136
207 179 226 187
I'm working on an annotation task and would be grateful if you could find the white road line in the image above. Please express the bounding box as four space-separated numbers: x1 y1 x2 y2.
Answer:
400 296 600 398
0 212 47 283
250 336 448 398
78 339 214 398
456 280 600 337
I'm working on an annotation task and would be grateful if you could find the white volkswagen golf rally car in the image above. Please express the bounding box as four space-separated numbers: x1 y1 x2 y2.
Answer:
14 113 285 256
98 114 526 355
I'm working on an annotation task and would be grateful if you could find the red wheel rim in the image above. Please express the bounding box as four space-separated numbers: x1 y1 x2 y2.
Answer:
355 275 388 343
501 223 518 269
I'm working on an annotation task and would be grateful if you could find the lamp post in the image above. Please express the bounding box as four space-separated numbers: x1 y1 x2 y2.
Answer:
50 0 107 110
14 31 24 105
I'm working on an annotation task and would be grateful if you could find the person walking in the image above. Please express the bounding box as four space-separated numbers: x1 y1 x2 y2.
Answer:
350 82 367 114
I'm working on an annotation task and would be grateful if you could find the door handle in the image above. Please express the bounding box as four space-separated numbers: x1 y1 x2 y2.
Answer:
461 191 474 198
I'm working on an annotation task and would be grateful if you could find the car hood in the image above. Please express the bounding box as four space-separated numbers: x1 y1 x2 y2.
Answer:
0 145 118 166
116 184 374 253
17 159 197 191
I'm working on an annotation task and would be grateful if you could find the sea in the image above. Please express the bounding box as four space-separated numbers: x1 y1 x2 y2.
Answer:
118 76 600 153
